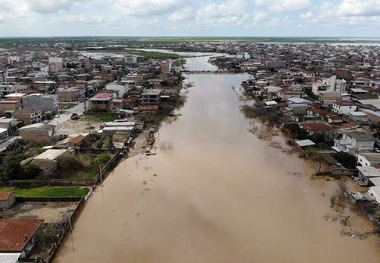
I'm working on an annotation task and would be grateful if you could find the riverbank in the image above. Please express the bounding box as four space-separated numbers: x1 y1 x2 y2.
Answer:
54 59 380 263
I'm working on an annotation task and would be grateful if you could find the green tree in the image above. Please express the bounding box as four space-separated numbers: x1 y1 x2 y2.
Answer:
332 152 357 169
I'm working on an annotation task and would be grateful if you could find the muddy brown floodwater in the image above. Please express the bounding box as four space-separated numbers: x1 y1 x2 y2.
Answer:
55 57 380 263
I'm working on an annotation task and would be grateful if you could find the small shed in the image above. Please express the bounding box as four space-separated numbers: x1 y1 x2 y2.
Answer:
295 139 315 148
0 192 16 210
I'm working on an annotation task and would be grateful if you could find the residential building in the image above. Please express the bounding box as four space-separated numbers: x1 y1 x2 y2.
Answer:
161 60 172 73
89 93 116 111
333 131 375 152
312 76 347 95
0 100 21 113
300 123 332 135
332 102 357 115
0 118 18 138
141 89 161 105
105 83 130 98
357 153 380 167
357 166 380 186
56 88 83 102
48 57 64 72
0 192 16 210
348 111 370 122
0 219 44 258
19 123 56 142
13 109 42 125
22 94 59 112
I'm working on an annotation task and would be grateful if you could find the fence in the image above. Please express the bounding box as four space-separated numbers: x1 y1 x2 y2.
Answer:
46 196 87 262
16 197 82 202
2 178 99 187
2 150 123 187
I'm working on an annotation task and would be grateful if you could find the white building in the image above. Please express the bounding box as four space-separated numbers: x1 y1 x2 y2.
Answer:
357 153 380 167
333 131 375 152
332 102 357 115
49 57 64 72
312 75 347 95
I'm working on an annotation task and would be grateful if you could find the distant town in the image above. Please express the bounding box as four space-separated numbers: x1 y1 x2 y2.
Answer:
1 37 380 262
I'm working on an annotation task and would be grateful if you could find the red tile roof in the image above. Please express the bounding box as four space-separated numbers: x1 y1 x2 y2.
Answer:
301 123 332 131
0 192 13 201
0 219 43 252
68 135 86 144
123 97 137 103
93 93 113 99
308 107 330 116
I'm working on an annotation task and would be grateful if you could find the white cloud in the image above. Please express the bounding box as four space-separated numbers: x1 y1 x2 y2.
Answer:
253 10 267 21
27 0 82 14
54 13 112 24
115 0 184 16
300 11 312 19
168 6 194 22
195 0 249 25
337 0 380 16
254 0 310 12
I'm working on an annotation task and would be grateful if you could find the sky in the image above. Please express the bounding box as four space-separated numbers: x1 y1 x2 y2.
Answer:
0 0 380 37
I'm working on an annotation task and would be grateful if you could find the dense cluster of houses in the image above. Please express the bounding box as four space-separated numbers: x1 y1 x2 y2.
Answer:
216 42 380 223
0 43 184 262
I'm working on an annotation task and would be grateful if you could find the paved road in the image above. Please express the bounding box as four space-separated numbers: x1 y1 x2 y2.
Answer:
50 102 85 125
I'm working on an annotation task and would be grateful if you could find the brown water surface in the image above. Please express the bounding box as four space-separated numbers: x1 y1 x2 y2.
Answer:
55 58 380 263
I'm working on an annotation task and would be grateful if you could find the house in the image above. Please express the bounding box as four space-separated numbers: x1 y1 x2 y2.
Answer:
368 186 380 203
22 94 59 113
318 92 342 107
0 118 18 138
300 123 332 135
19 123 56 143
138 105 159 116
332 102 357 115
32 81 56 91
0 192 16 210
141 89 161 105
56 88 83 102
307 107 330 118
122 97 138 110
105 83 129 98
22 149 67 174
89 93 116 111
0 219 44 258
360 109 380 123
0 100 21 113
357 166 380 186
289 104 309 115
13 109 42 125
161 60 172 73
333 131 375 152
278 90 302 99
349 111 370 123
357 153 380 167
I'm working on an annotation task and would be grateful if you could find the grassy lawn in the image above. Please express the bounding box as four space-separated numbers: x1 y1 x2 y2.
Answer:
0 186 90 197
80 113 118 122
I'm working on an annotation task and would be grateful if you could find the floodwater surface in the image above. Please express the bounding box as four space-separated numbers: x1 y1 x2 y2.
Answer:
55 57 380 263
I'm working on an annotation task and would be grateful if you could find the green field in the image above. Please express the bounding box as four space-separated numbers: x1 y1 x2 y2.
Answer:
2 37 380 48
80 113 118 122
0 186 90 197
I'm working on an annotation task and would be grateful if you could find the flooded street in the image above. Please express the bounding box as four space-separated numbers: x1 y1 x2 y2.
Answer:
55 57 380 263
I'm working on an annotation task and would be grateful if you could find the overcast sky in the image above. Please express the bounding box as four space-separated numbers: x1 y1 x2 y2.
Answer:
0 0 380 37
